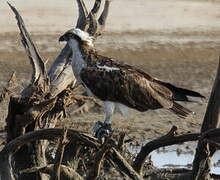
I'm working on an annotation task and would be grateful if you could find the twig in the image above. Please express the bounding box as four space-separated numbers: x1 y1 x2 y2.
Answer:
50 128 69 180
117 132 126 152
203 139 220 149
107 148 143 180
133 126 200 175
86 143 110 180
20 164 83 180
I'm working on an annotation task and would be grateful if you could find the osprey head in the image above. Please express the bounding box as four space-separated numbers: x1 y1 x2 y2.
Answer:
59 28 94 47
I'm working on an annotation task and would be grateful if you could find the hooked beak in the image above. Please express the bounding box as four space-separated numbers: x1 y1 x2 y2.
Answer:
58 35 68 42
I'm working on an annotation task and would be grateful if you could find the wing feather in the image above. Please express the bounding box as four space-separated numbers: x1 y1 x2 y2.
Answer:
80 54 193 117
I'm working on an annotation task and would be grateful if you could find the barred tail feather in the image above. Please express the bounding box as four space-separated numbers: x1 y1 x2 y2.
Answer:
170 102 193 118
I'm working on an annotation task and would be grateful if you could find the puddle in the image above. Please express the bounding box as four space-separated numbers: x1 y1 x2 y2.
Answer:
129 141 220 174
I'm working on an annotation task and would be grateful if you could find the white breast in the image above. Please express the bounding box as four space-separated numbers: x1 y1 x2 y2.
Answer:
68 39 87 82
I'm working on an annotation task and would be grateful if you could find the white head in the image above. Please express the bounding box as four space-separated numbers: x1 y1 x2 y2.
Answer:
59 28 94 47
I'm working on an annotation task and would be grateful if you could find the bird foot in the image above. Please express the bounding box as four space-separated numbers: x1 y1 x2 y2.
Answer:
93 121 112 143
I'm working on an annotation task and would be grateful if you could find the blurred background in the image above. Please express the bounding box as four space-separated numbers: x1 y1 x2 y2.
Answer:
1 0 220 139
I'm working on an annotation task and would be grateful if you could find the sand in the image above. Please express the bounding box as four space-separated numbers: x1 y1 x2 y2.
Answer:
1 0 220 34
1 0 220 140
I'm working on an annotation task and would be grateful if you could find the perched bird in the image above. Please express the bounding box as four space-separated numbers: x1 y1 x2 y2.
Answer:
59 28 204 138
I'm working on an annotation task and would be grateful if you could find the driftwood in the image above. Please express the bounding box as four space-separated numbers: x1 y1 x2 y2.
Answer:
0 72 17 104
192 57 220 180
4 1 111 179
2 127 220 179
1 0 220 180
133 126 200 175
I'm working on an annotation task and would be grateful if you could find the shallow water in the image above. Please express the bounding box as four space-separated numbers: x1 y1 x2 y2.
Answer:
129 142 220 174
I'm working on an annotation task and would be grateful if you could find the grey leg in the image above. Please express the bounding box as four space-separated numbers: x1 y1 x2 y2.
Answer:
103 101 115 125
93 101 115 142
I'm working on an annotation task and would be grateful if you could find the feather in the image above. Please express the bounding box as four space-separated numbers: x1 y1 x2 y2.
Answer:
61 30 205 119
170 102 193 118
155 80 205 101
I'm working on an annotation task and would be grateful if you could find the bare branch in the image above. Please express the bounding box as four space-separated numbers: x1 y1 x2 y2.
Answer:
1 128 99 157
77 0 112 37
117 132 126 152
98 0 111 34
0 154 15 180
108 148 142 180
0 128 98 180
133 126 200 175
86 143 110 180
76 0 89 29
203 139 220 149
20 164 83 180
7 3 48 90
62 140 82 170
50 128 69 180
91 0 102 17
192 56 220 179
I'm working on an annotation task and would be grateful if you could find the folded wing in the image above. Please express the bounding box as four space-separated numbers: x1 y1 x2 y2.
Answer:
80 63 195 118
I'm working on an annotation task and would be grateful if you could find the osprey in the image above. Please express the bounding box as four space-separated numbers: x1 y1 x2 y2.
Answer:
59 28 204 137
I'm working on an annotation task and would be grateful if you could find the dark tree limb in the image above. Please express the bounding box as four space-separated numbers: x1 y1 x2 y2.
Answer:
62 140 82 170
0 128 99 180
86 143 110 180
192 56 220 180
133 126 200 175
0 128 144 180
76 0 89 29
98 0 111 34
117 132 126 152
107 148 143 180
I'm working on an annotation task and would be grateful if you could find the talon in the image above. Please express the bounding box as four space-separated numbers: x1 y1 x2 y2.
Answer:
92 121 112 143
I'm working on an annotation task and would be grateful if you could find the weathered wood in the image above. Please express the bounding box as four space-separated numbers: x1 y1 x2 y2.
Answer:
8 3 49 95
98 0 111 35
117 132 126 152
0 128 98 180
107 148 143 180
50 128 69 180
76 0 89 29
86 143 110 180
0 72 17 104
0 154 15 180
62 140 82 170
133 126 200 175
192 57 220 180
20 164 83 180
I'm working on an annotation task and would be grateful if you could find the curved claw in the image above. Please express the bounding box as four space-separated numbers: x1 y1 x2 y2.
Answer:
93 121 112 143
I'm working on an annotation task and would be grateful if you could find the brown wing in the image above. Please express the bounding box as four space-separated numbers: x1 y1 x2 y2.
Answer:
81 54 193 117
80 66 159 111
81 65 186 112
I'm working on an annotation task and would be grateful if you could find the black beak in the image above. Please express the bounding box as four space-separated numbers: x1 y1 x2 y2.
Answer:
59 35 68 42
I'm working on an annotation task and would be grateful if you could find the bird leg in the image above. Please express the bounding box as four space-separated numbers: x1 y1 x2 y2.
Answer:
93 101 115 142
